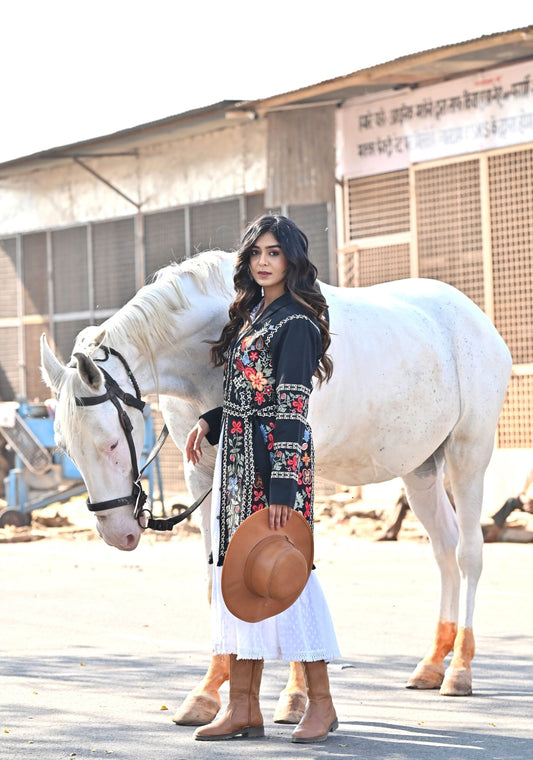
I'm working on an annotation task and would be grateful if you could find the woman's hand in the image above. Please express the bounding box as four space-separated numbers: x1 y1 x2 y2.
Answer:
185 418 210 465
269 504 292 530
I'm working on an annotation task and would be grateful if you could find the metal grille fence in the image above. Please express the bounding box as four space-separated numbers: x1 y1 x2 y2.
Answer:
347 170 410 239
339 145 533 450
0 237 17 319
189 199 241 254
415 160 485 311
54 319 92 365
52 226 89 313
0 326 19 400
359 244 411 287
144 208 187 279
498 373 533 449
489 148 533 365
93 218 137 311
22 232 48 316
288 203 331 283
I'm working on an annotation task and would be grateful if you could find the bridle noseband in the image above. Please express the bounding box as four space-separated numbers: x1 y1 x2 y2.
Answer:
74 345 210 531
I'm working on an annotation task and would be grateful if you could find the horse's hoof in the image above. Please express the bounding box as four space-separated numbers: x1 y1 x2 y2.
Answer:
273 689 307 724
406 662 444 690
172 693 221 725
439 667 472 696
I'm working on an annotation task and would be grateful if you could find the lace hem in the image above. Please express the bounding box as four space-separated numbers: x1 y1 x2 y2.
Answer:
213 645 340 662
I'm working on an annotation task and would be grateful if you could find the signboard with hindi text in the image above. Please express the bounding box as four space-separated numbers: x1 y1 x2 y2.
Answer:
337 60 533 178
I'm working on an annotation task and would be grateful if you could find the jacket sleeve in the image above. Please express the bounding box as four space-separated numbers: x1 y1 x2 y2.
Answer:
199 406 223 445
268 315 321 507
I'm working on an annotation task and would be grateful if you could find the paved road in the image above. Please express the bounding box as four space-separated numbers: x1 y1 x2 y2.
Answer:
2 527 533 759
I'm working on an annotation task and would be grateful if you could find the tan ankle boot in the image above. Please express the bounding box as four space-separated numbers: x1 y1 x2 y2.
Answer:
194 656 264 741
291 660 338 743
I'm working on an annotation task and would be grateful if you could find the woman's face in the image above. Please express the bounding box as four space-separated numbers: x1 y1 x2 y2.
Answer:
249 231 288 303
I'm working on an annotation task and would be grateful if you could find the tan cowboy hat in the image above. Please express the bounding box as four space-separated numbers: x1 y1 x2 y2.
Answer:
221 508 314 623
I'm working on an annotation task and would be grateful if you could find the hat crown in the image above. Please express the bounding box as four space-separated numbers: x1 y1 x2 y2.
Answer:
244 534 308 602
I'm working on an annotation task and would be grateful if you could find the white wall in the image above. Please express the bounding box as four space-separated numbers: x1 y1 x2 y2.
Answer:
0 120 267 235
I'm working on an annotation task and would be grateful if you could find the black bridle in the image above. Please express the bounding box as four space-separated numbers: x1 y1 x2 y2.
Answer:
74 345 210 531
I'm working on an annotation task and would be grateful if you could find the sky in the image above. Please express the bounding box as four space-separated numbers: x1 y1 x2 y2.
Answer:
1 1 532 164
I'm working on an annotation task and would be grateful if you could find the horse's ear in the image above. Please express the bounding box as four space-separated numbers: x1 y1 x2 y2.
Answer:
73 352 105 392
40 333 65 393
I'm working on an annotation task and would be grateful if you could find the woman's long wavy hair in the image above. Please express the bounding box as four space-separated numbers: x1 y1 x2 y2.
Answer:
210 214 333 384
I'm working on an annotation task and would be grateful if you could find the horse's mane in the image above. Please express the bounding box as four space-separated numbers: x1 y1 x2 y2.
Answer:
57 250 234 450
101 249 234 360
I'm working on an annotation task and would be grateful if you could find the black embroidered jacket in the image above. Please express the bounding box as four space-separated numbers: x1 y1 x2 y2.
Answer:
201 292 322 566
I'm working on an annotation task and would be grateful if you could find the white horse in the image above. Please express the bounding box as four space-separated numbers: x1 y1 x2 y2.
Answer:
41 250 511 724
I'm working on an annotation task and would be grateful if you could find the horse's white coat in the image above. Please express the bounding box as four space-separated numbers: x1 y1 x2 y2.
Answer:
41 250 512 691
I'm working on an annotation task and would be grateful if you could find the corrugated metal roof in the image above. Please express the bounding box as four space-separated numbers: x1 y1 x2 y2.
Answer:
2 26 533 171
231 26 533 114
0 100 240 172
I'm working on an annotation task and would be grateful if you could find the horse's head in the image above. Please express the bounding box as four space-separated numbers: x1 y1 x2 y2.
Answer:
40 334 145 551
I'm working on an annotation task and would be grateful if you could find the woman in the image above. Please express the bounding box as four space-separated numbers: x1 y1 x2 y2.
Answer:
186 214 340 743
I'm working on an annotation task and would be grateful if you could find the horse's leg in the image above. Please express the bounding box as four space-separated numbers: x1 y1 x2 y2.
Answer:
172 483 231 725
273 661 307 724
437 439 487 696
172 567 231 725
401 457 461 691
172 653 230 725
172 563 231 724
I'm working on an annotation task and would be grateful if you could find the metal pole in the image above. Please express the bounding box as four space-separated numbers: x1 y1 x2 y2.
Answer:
72 155 146 291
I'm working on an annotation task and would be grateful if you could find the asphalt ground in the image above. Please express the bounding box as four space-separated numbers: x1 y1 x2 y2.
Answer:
2 526 533 760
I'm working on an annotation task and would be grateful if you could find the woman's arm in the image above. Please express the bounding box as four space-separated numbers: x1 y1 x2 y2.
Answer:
269 314 322 510
185 417 210 465
200 406 223 445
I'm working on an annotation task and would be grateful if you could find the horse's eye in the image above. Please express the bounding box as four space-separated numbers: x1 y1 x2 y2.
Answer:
110 441 119 451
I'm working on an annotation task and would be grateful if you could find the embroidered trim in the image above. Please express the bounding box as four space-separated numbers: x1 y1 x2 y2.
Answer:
278 382 312 394
270 312 321 340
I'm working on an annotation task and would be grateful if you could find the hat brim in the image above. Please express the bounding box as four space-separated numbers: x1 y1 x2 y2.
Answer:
221 508 314 623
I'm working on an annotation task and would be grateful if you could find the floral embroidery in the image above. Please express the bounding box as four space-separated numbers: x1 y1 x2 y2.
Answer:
252 472 268 512
292 396 304 414
243 366 268 391
217 306 319 566
241 336 253 351
277 385 309 418
287 454 299 472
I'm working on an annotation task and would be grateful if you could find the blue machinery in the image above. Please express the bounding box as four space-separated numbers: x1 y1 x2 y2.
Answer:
0 399 164 528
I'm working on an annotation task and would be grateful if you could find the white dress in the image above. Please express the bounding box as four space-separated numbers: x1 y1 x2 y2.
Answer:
210 430 341 662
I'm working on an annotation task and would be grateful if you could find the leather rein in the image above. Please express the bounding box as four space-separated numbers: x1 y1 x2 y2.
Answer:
74 345 211 531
